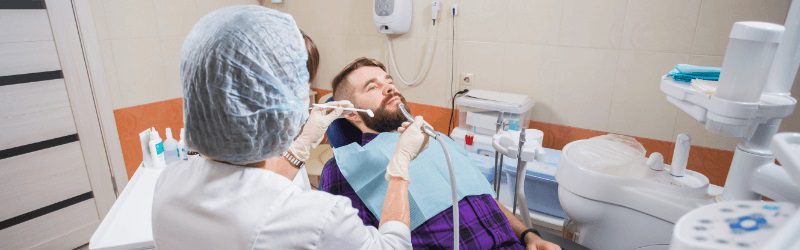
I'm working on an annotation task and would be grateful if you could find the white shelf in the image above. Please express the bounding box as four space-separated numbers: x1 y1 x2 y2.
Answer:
90 164 163 250
660 76 796 138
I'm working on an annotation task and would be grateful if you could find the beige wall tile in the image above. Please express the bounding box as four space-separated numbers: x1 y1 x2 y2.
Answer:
622 0 701 53
99 40 123 108
103 0 159 39
159 37 185 100
155 0 201 38
454 41 506 91
559 0 627 49
312 34 348 89
195 0 260 16
500 44 559 123
608 51 687 141
283 0 349 37
455 0 509 42
343 0 378 36
502 0 563 45
110 38 168 107
688 54 724 67
692 0 789 55
345 35 386 68
549 47 619 130
392 39 452 107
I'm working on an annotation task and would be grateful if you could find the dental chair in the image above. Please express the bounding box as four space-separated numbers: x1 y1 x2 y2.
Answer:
320 98 587 250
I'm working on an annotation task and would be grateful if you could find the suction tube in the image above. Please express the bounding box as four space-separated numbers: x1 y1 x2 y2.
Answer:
398 103 460 249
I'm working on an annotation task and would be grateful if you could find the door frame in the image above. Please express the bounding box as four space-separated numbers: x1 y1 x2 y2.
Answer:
44 0 122 218
66 0 130 196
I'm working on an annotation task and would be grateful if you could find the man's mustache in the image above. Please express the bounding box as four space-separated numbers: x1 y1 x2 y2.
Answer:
380 93 405 106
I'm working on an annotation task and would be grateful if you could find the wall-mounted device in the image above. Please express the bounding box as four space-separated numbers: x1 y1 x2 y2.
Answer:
373 0 412 34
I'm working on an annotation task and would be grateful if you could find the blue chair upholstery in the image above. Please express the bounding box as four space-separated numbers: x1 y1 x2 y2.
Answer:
323 97 363 148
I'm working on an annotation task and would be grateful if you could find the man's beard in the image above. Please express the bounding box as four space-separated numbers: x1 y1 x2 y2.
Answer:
358 93 409 133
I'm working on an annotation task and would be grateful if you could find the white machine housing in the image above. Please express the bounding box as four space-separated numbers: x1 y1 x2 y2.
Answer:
556 135 719 250
451 89 535 156
670 133 800 250
373 0 412 34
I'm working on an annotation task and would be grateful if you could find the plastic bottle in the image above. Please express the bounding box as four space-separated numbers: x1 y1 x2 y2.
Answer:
149 127 166 168
163 128 179 163
178 128 188 160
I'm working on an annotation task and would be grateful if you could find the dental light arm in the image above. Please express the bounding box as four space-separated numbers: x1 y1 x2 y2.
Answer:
397 102 460 250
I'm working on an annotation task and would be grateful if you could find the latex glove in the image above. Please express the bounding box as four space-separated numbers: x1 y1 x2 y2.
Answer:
288 100 354 161
386 116 430 181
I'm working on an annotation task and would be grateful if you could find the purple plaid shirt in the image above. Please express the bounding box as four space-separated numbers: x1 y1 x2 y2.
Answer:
320 133 524 249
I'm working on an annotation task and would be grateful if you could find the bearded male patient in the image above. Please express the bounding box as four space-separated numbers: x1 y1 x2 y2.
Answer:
318 57 560 250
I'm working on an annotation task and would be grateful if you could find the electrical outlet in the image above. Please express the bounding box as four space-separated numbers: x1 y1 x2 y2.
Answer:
459 73 473 89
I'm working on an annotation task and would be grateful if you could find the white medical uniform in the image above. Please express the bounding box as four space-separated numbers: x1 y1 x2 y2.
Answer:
151 157 411 249
294 165 312 191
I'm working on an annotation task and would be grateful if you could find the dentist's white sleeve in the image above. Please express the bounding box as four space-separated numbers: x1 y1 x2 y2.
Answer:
318 198 412 250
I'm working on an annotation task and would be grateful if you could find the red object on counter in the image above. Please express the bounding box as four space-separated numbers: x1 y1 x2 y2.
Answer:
465 133 474 146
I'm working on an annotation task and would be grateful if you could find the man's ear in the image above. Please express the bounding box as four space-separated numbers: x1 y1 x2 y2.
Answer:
344 111 362 124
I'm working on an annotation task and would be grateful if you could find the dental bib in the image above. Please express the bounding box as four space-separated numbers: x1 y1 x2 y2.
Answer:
334 133 495 229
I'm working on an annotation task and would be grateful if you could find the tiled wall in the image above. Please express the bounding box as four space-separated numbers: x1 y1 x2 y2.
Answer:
267 0 800 150
86 0 262 177
88 0 260 109
90 0 799 180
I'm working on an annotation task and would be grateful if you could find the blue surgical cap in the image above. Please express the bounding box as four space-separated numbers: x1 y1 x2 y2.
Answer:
181 5 309 165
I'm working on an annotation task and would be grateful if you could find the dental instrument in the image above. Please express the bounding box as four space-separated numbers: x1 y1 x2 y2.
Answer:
311 104 374 117
493 112 504 198
493 130 543 228
512 129 527 217
397 102 460 249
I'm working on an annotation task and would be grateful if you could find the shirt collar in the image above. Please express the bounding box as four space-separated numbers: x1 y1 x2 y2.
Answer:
360 133 378 146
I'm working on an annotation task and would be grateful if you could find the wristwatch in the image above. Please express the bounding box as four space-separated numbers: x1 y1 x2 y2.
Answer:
520 228 541 244
282 151 305 169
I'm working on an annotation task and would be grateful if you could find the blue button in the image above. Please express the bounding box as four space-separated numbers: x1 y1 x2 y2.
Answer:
763 204 779 211
730 215 769 232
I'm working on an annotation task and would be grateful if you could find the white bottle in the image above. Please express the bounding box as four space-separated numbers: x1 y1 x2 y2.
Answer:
178 128 188 160
163 128 179 163
149 127 166 168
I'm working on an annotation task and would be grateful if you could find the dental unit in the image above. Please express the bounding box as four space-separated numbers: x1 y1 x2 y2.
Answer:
556 0 800 249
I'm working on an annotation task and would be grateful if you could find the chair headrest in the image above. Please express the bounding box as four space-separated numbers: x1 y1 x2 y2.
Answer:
323 96 363 148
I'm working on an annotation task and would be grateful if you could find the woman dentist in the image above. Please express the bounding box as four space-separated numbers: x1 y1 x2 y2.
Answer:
151 6 428 249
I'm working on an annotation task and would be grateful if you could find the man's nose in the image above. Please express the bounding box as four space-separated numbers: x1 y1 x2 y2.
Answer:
382 84 397 96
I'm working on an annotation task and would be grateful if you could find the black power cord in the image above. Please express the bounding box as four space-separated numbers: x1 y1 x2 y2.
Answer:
447 89 470 135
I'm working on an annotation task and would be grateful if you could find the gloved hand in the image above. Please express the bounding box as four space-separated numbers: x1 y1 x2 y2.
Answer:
288 100 354 161
386 116 430 181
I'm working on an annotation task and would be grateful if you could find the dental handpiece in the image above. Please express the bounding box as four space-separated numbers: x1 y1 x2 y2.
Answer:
397 103 437 138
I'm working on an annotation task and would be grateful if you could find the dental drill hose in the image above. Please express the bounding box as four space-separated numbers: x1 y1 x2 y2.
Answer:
398 103 460 249
513 129 532 228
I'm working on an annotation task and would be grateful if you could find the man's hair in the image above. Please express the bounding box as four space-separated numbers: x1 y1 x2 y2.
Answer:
331 57 386 101
301 31 319 83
